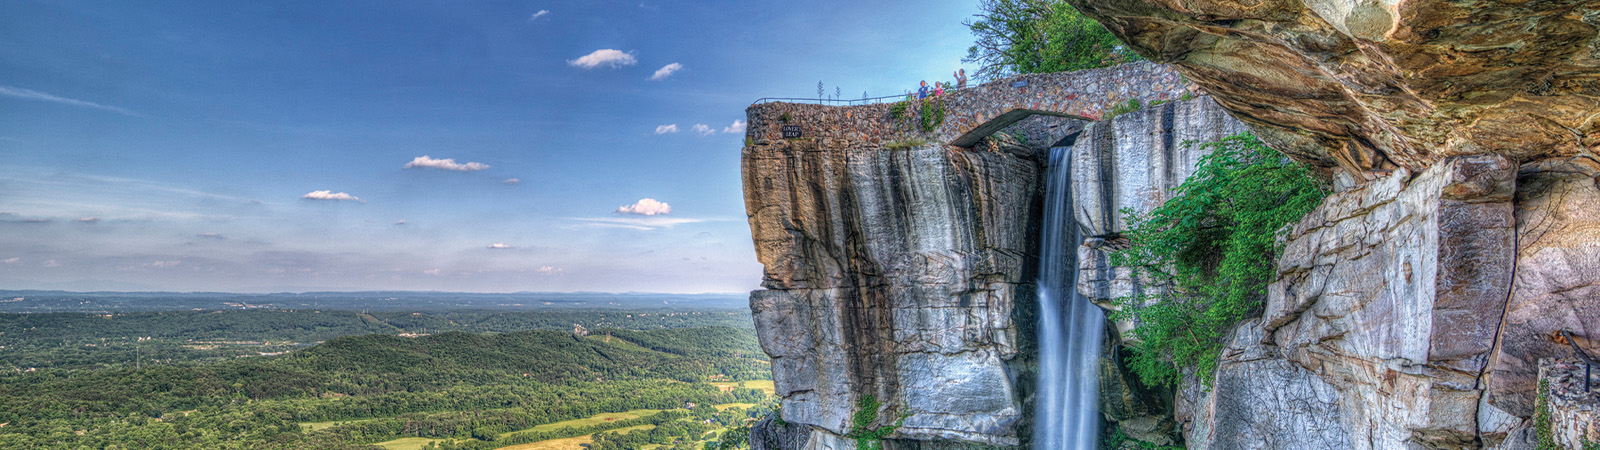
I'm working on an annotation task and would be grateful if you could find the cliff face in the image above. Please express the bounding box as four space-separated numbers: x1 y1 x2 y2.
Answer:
742 61 1248 447
1065 1 1600 448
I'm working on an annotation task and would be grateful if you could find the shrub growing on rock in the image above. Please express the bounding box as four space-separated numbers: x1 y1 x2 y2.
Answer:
1110 133 1328 387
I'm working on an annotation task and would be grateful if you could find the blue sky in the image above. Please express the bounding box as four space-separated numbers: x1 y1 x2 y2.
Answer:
0 0 978 293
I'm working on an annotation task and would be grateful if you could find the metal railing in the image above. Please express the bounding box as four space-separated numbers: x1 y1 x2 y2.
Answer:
750 84 976 107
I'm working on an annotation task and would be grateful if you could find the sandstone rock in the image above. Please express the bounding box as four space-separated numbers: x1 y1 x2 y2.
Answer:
1178 320 1351 450
1260 154 1517 449
1070 97 1249 343
742 64 1216 448
744 131 1045 445
1068 0 1600 179
1489 159 1600 417
1536 359 1600 449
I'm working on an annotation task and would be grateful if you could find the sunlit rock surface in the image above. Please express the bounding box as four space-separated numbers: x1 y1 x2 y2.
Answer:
1068 0 1600 180
1069 0 1600 448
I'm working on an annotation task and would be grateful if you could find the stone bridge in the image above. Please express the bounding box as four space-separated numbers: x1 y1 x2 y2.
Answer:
745 61 1194 148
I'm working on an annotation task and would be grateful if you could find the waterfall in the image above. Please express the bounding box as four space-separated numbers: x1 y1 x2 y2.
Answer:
1034 144 1105 450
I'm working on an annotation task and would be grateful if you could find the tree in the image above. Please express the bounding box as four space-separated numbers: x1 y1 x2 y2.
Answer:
963 0 1140 80
1109 133 1328 387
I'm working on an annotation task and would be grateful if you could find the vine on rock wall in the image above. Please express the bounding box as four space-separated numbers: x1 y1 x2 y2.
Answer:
847 394 903 450
1109 133 1329 387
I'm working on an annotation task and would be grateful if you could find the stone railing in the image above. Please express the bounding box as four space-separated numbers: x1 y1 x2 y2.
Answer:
744 61 1195 148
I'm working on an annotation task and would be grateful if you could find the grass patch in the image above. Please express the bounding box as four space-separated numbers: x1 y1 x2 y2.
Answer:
714 403 757 411
300 417 379 432
376 437 446 450
712 380 774 395
499 409 662 437
884 138 930 151
1104 98 1142 120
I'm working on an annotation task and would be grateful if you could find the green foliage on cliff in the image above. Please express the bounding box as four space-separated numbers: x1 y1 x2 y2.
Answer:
1110 133 1328 387
919 98 946 132
847 394 902 450
963 0 1141 80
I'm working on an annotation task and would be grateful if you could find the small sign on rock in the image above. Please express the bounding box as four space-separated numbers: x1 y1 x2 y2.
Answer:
781 125 803 138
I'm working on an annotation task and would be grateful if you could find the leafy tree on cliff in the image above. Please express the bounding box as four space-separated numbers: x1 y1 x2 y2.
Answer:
1111 133 1328 387
963 0 1141 80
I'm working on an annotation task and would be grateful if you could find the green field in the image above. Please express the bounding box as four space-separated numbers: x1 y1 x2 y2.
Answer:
299 418 377 432
713 379 774 395
497 424 656 450
498 409 662 437
376 437 446 450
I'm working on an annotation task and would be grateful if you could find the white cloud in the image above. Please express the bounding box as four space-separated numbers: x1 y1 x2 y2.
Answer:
503 178 521 184
650 63 683 81
569 216 715 231
615 198 672 216
2 258 18 264
530 10 550 21
0 85 141 116
568 49 637 69
404 155 490 171
301 190 364 202
537 265 563 274
723 120 747 133
395 219 407 225
43 259 60 267
423 268 442 276
488 243 514 249
149 260 180 268
654 124 679 134
692 124 714 136
76 217 100 223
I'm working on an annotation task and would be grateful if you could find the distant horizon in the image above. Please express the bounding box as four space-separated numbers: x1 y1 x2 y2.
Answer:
0 288 751 296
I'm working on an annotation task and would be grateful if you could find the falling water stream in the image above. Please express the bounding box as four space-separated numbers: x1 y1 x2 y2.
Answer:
1033 145 1106 450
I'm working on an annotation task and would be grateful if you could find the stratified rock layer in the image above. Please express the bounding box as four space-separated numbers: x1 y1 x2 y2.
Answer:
743 64 1218 448
1069 0 1600 448
744 124 1044 446
1068 0 1600 181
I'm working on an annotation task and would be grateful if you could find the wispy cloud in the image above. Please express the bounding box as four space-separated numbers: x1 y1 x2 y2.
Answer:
568 49 637 69
537 265 563 274
529 10 550 21
616 198 672 216
395 219 407 225
2 258 19 265
197 232 225 239
0 85 141 116
404 155 490 171
487 243 514 249
76 217 100 224
301 190 364 203
503 178 521 184
692 124 714 136
723 120 747 133
654 124 679 134
570 216 721 231
650 63 683 81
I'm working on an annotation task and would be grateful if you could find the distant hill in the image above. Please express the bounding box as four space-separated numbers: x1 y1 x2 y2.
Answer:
0 290 749 313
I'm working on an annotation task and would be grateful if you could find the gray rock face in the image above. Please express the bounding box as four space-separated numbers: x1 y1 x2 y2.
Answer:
744 129 1043 445
1179 320 1351 450
1193 155 1519 450
1071 97 1250 340
1489 159 1600 418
